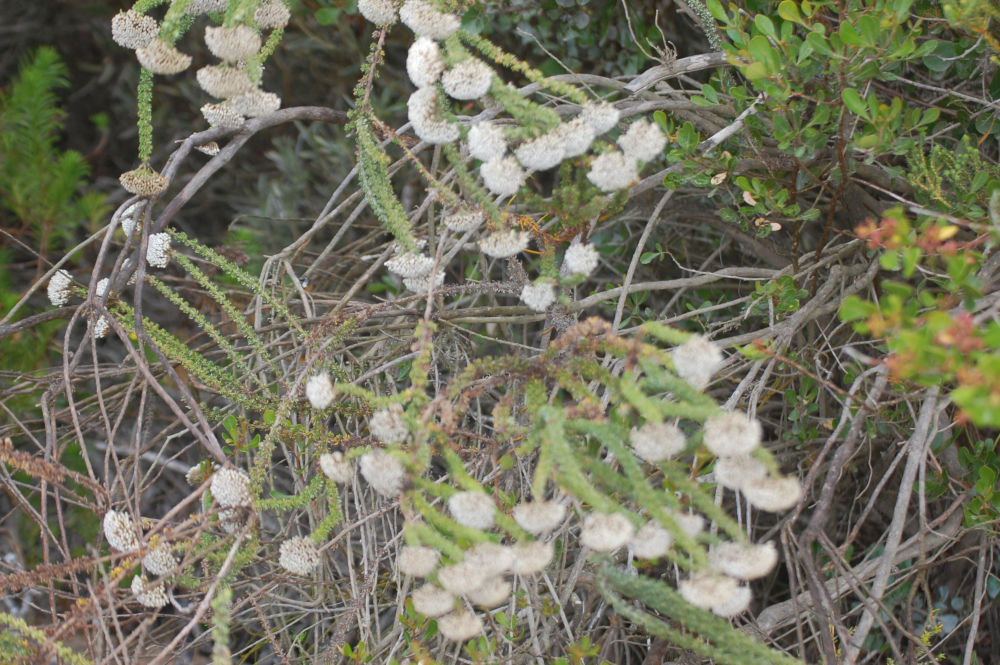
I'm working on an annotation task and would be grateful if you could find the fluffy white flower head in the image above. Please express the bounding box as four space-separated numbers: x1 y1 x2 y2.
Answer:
618 118 667 162
467 122 507 162
358 0 397 24
742 474 802 512
196 65 254 99
136 39 192 75
406 37 444 88
211 468 252 508
580 512 635 552
678 571 738 610
48 270 73 307
255 0 291 29
411 583 454 617
464 542 515 572
712 585 752 617
553 117 595 158
561 240 600 277
386 252 435 278
112 10 158 50
467 577 511 608
204 25 261 62
306 373 335 410
143 542 177 577
279 536 320 575
714 454 768 490
520 280 556 312
708 541 778 580
510 540 554 575
629 421 686 462
441 59 493 100
319 452 353 483
399 0 460 39
104 510 141 552
579 101 620 134
131 575 168 608
403 269 445 293
515 131 564 171
438 609 484 641
672 335 723 391
359 449 406 497
513 500 566 534
628 521 674 559
369 404 408 443
443 207 485 233
671 511 705 538
201 102 245 129
702 411 762 457
447 491 496 530
119 200 143 237
146 232 171 269
478 228 530 259
437 562 489 594
397 545 440 577
587 151 638 192
407 87 459 144
480 155 526 197
228 89 281 117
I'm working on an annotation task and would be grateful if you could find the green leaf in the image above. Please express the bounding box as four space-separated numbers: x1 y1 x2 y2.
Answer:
838 21 861 46
841 88 869 118
314 7 340 25
880 251 900 271
838 295 874 322
777 1 802 24
754 15 777 39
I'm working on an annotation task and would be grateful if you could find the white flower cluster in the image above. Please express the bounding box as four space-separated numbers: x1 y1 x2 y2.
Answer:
629 421 686 462
479 156 526 197
441 58 493 100
146 232 171 269
671 334 723 391
561 240 600 278
131 575 169 608
399 0 460 39
403 268 445 293
386 251 435 278
136 39 192 76
512 499 566 534
442 207 485 233
369 404 408 443
580 512 634 552
397 545 440 577
701 410 803 511
111 10 158 51
447 491 496 530
196 20 281 127
520 279 556 312
407 87 459 144
120 167 169 198
254 0 291 30
47 270 73 307
319 451 353 484
278 536 321 575
467 123 507 162
306 373 335 409
211 468 252 509
103 510 141 553
358 0 398 25
478 228 530 259
143 542 178 577
359 449 406 497
406 534 557 641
